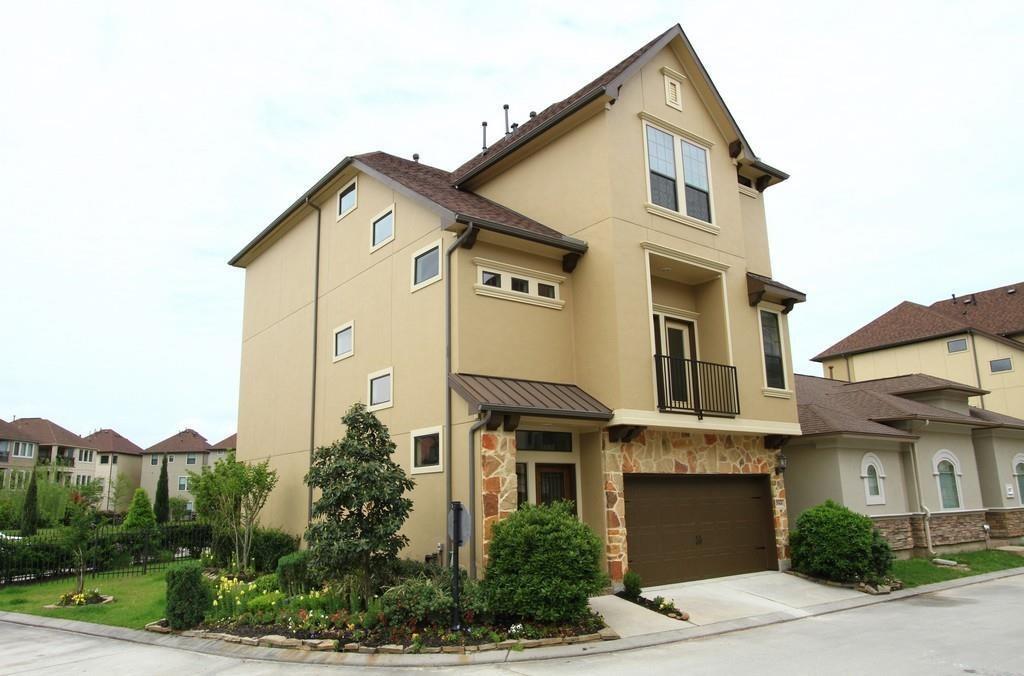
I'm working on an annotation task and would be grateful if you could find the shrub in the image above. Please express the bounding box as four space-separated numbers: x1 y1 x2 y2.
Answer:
251 528 299 573
0 499 16 530
381 576 452 627
155 457 170 524
166 561 212 630
483 502 606 623
246 590 286 615
168 497 189 522
622 570 643 600
124 489 156 532
790 500 893 583
277 550 313 596
252 573 280 594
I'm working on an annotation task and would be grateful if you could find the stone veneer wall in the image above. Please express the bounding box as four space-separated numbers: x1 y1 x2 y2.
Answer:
984 509 1024 539
871 515 914 551
602 430 788 583
480 430 518 562
908 511 987 547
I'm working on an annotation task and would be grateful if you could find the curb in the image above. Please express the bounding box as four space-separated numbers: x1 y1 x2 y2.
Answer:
2 568 1022 667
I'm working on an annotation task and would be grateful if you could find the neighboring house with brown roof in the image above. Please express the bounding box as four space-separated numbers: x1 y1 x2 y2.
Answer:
785 374 1024 555
0 418 41 490
814 282 1024 418
82 428 145 512
140 429 212 512
208 433 236 466
231 25 807 587
7 417 100 488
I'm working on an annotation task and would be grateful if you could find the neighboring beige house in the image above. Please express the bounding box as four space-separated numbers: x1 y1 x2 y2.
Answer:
208 433 235 467
814 282 1024 418
141 429 212 513
82 429 144 512
0 418 39 490
231 25 806 586
785 374 1024 556
9 417 99 488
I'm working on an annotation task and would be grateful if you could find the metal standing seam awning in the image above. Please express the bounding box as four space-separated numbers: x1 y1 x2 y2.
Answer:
448 373 613 421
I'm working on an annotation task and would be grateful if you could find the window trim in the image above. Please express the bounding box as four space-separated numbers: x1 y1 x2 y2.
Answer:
332 321 355 362
367 367 394 412
410 425 443 475
11 441 35 459
336 176 358 221
177 476 189 492
990 357 1013 374
932 450 964 510
471 257 566 310
861 453 887 506
640 114 718 234
369 203 396 252
947 338 968 353
757 305 791 395
410 239 443 292
1012 454 1024 506
186 453 197 465
150 455 158 466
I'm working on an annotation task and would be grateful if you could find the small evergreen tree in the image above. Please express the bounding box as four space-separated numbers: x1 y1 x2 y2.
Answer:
154 456 170 524
124 488 157 531
20 470 39 536
305 403 414 603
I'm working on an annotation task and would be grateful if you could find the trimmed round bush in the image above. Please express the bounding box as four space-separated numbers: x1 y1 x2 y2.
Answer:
381 576 452 627
165 560 212 630
622 569 643 600
251 528 299 573
790 500 892 583
483 502 606 623
276 550 313 596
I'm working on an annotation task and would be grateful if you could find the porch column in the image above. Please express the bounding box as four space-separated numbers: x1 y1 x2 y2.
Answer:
480 429 517 566
601 430 629 584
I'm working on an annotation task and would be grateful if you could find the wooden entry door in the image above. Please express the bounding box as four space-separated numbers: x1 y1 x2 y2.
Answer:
535 463 577 507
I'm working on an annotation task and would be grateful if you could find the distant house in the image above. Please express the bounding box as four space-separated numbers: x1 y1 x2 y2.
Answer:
141 429 212 512
814 282 1024 418
785 373 1024 556
8 417 99 488
82 429 145 511
0 418 40 490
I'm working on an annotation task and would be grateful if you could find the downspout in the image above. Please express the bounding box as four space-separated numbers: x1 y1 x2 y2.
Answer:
444 225 478 560
968 330 986 410
908 437 936 556
466 414 488 579
306 198 322 524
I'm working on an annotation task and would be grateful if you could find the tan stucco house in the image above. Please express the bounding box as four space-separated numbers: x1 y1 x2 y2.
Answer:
785 374 1024 556
815 282 1024 418
81 428 144 512
231 25 806 586
8 417 100 488
141 429 213 513
0 418 40 490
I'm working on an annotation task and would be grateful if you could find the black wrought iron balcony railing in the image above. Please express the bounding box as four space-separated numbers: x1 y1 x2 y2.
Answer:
654 354 740 419
37 456 75 467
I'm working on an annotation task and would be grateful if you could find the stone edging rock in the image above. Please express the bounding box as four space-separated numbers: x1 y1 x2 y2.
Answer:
144 621 619 653
785 570 901 595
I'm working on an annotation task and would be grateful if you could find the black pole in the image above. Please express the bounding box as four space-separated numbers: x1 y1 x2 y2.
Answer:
450 501 462 631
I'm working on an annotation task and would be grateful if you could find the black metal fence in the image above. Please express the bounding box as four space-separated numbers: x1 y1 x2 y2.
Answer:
0 521 212 585
654 354 740 418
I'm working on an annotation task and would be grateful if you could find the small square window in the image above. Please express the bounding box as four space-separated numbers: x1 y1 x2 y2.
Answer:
371 209 394 248
334 323 354 360
337 180 357 218
511 277 529 293
991 357 1013 373
368 369 393 410
411 429 441 473
112 455 118 465
168 455 174 462
482 271 501 287
413 245 441 289
100 455 109 465
947 338 968 353
538 283 556 299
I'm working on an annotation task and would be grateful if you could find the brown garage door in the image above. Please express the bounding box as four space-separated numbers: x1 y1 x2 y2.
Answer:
624 474 776 586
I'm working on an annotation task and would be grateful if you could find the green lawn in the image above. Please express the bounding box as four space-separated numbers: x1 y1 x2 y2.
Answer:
892 550 1024 588
0 570 166 629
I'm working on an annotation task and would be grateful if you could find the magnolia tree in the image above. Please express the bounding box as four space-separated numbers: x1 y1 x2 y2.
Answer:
189 452 277 573
305 403 414 603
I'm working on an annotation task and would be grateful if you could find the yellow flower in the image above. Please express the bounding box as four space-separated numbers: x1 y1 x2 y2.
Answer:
212 600 218 606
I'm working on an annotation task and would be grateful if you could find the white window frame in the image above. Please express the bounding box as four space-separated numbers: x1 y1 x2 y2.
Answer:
410 239 443 292
186 453 197 465
757 305 792 397
932 449 964 510
1012 453 1024 506
186 501 194 512
410 425 443 475
367 367 394 412
990 357 1014 374
168 454 174 463
12 441 35 459
947 338 968 353
369 203 396 252
178 476 189 491
860 453 887 506
332 321 355 362
471 257 566 310
336 176 358 221
640 115 718 235
150 455 158 465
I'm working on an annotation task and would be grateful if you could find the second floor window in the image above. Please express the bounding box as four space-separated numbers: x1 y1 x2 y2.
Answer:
334 322 354 361
645 122 713 224
186 453 197 465
412 243 441 291
151 455 158 465
178 476 190 491
12 441 35 458
337 178 357 219
100 455 109 465
371 207 395 250
991 357 1013 373
760 309 786 390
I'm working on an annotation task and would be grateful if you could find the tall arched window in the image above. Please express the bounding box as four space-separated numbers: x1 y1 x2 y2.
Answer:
861 453 886 505
1013 454 1024 506
933 450 963 510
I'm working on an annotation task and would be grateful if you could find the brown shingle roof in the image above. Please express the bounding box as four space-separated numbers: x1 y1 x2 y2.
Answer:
449 373 613 420
814 283 1024 361
0 418 38 443
82 429 144 456
210 433 236 450
145 429 211 454
9 417 91 448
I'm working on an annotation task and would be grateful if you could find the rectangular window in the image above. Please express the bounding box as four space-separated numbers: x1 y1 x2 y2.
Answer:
516 462 528 507
482 271 501 287
947 338 968 353
537 283 556 299
178 476 189 491
371 206 395 249
411 427 442 474
151 455 158 465
473 259 565 309
337 178 357 219
333 322 354 361
511 277 529 293
760 309 786 390
991 357 1013 373
12 442 34 458
411 242 441 290
112 455 118 465
168 455 174 462
516 430 572 452
681 141 711 222
100 455 109 465
368 368 393 411
645 123 714 224
186 453 197 465
186 501 194 512
646 126 677 211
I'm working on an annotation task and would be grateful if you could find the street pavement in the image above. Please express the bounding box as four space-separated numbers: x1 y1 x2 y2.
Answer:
1 574 1022 675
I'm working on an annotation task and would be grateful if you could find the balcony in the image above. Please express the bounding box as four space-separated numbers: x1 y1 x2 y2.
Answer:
38 456 75 468
654 354 740 419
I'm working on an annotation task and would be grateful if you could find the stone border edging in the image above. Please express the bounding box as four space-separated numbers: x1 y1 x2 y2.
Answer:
1 567 1022 667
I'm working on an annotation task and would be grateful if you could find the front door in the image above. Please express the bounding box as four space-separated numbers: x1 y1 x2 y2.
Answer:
535 463 577 508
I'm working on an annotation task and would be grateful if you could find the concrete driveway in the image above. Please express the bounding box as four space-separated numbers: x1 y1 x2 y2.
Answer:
591 571 862 637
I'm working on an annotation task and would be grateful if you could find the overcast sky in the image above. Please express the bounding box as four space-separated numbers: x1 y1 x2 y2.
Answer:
1 1 1021 447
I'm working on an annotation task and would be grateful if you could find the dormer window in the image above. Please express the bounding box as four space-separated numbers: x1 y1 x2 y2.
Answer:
644 122 713 225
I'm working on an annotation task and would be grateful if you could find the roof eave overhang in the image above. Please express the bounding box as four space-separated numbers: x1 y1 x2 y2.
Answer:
453 215 588 254
794 431 918 442
747 273 806 314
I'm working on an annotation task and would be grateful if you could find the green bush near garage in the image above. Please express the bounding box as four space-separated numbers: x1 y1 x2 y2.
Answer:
790 500 892 584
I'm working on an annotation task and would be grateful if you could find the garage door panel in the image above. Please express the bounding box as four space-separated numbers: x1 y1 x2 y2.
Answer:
624 474 776 586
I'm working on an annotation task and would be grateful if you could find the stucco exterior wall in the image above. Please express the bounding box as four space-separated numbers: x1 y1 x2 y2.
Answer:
972 429 1024 509
140 452 208 505
909 424 985 513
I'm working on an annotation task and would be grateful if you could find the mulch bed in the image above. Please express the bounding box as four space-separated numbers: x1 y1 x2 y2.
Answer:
615 592 689 621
